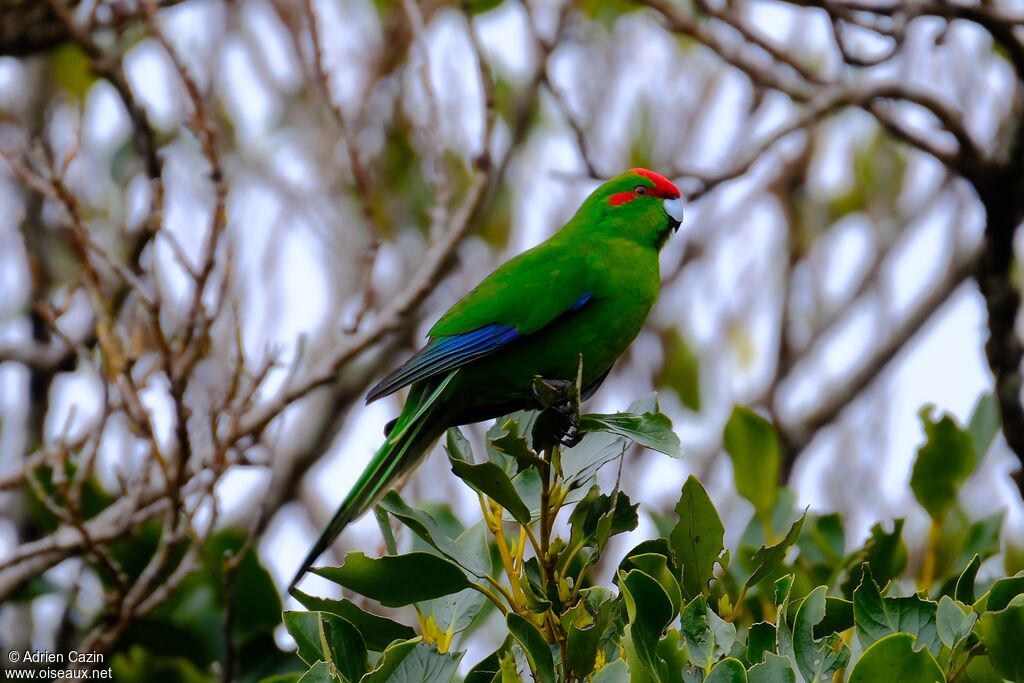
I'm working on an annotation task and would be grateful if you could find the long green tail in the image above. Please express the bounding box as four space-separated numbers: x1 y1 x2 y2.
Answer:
287 372 456 594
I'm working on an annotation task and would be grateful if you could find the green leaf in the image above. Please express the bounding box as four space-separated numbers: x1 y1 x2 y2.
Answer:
847 633 944 683
491 417 537 472
815 597 854 639
563 590 616 680
657 328 701 412
507 613 556 683
282 611 367 680
485 413 537 465
426 586 488 639
705 658 747 683
463 645 504 683
621 568 675 680
283 612 325 666
978 594 1024 681
560 431 629 489
936 596 975 649
448 458 532 524
747 654 796 683
723 406 780 521
910 409 976 520
314 552 470 607
745 622 776 666
654 629 690 683
297 661 333 683
291 591 416 651
378 493 490 577
579 409 683 458
741 515 805 597
681 594 736 671
444 427 474 463
321 614 369 682
842 520 908 595
955 554 981 605
592 659 629 682
361 639 462 683
566 487 639 570
967 392 1000 461
793 586 850 682
562 395 661 487
670 475 726 600
853 566 940 655
628 553 683 619
986 570 1024 611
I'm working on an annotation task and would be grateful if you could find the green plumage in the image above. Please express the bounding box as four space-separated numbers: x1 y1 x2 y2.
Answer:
289 168 682 592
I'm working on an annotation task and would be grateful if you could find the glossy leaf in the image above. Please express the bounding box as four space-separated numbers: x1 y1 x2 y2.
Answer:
283 611 325 666
449 458 532 524
621 568 675 680
580 408 683 458
291 591 416 652
847 633 944 683
321 614 368 682
747 653 796 683
592 659 629 682
852 566 940 655
507 613 556 683
296 661 332 683
977 594 1024 681
314 552 470 607
444 427 474 463
705 658 747 683
741 515 805 597
670 475 725 600
361 639 462 683
936 596 975 649
955 554 981 605
681 594 736 671
426 586 488 639
378 493 490 577
793 586 850 682
986 570 1024 611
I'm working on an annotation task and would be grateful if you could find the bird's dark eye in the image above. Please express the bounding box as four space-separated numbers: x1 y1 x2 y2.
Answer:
635 185 648 195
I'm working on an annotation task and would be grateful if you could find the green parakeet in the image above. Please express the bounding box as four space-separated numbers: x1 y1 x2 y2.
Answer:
289 168 683 591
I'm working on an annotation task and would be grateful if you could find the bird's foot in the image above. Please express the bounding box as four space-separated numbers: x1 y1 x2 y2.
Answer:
531 376 583 449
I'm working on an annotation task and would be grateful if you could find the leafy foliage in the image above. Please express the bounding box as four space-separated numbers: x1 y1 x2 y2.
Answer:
280 392 1022 682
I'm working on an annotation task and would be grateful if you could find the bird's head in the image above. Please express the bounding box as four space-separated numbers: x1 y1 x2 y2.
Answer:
580 168 684 249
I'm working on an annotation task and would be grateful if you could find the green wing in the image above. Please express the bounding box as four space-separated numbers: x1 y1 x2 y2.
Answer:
430 240 591 337
366 242 592 402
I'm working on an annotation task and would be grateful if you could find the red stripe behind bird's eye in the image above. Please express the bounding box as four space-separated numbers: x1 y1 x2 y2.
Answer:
609 191 637 206
630 168 680 198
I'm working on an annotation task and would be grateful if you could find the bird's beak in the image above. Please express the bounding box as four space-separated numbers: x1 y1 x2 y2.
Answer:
663 196 684 232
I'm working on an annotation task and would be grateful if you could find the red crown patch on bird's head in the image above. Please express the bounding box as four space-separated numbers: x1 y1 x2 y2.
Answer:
608 168 682 206
630 168 681 199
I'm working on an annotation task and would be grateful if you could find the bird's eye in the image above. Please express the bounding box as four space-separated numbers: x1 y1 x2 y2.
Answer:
634 185 648 195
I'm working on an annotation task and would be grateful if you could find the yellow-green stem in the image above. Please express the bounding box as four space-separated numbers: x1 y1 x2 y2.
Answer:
919 516 943 591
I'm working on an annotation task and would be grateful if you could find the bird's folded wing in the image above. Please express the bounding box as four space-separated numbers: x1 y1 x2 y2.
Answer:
366 244 591 402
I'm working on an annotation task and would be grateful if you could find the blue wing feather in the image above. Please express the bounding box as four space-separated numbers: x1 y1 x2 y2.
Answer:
366 324 519 402
365 290 592 403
